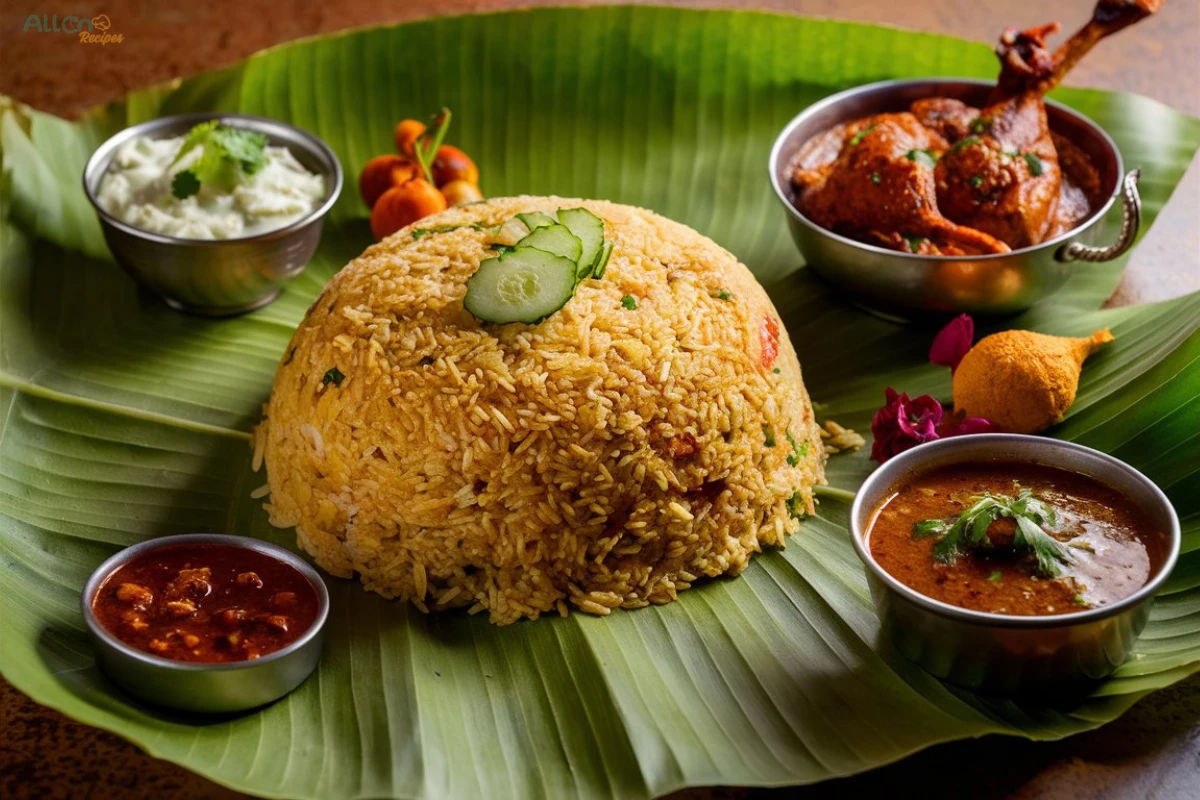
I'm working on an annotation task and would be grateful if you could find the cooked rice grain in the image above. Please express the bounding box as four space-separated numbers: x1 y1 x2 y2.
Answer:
258 197 825 624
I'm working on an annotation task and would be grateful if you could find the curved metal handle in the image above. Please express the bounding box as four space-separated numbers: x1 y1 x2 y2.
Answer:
1056 169 1142 263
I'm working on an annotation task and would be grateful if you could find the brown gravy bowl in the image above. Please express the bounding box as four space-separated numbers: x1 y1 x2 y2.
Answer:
848 434 1179 694
867 461 1169 617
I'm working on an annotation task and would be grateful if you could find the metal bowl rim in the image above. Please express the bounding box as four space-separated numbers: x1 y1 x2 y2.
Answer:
848 433 1182 629
767 77 1124 262
81 533 330 673
82 112 343 246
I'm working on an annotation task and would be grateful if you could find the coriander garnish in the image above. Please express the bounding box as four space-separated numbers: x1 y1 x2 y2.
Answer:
904 149 937 168
948 135 982 153
987 571 1003 583
169 121 269 199
1022 152 1045 176
914 489 1070 578
786 430 808 466
763 425 776 448
714 290 733 301
786 490 806 521
849 124 876 146
620 295 637 310
870 172 882 185
322 367 345 387
413 223 482 240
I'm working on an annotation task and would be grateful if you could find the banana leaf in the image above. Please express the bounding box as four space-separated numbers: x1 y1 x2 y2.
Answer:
2 8 1199 799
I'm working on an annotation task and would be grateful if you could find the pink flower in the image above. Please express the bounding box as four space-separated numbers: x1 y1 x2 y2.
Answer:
870 388 997 463
870 388 944 463
929 313 974 373
939 414 996 437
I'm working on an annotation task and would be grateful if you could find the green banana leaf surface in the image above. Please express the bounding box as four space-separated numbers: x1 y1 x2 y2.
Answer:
2 7 1200 799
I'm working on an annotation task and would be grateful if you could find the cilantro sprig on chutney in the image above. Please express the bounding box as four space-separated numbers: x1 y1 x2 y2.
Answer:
170 121 270 199
914 488 1070 578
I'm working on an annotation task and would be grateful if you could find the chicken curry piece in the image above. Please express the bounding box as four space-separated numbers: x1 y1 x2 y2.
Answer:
789 0 1160 255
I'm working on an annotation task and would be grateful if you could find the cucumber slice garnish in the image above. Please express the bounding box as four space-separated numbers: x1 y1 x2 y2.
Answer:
493 217 530 246
516 211 557 231
464 246 578 324
518 223 582 264
592 240 614 279
556 208 605 280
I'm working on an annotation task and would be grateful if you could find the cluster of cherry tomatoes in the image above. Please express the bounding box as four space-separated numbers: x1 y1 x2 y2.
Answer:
358 109 482 240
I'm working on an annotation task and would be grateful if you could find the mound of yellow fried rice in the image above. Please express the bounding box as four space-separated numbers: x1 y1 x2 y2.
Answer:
256 197 826 624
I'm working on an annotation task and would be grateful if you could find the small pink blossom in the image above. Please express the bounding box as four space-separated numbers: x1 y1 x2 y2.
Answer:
938 413 996 438
870 388 996 463
870 388 944 463
929 313 974 373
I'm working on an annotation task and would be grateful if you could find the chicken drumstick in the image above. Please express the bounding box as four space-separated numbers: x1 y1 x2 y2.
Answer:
932 0 1161 248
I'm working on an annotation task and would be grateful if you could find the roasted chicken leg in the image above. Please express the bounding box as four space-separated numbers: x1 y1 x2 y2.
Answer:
791 114 1009 255
934 1 1161 248
790 0 1162 255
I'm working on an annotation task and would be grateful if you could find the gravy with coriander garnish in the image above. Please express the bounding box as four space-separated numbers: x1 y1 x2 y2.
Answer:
867 462 1167 616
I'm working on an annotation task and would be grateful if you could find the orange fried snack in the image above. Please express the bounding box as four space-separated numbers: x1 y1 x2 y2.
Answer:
952 328 1113 433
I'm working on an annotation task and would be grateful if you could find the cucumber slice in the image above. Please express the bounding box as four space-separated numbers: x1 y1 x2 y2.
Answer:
492 217 530 246
592 240 614 279
518 223 582 264
516 211 557 231
556 208 605 280
464 246 578 324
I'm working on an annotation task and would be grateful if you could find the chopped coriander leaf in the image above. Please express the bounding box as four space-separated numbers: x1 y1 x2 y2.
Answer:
902 234 927 252
168 121 269 194
849 124 876 146
772 367 781 374
904 149 937 168
1014 515 1068 577
714 289 733 301
969 116 992 134
912 518 951 539
763 425 777 448
870 172 882 185
1073 593 1089 606
322 367 345 387
211 126 270 175
620 295 637 310
970 174 984 189
921 489 1069 577
1022 152 1045 176
786 490 807 521
171 170 201 199
413 223 481 240
949 135 982 153
988 571 1003 583
786 430 809 466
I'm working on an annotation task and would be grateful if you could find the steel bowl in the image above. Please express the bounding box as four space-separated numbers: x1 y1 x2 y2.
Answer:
81 533 329 713
83 113 343 317
849 434 1180 694
768 79 1142 321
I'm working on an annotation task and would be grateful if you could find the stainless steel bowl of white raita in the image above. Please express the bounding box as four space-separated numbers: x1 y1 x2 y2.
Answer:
84 113 342 316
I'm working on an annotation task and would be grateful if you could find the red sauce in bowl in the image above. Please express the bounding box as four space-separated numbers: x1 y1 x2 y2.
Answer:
91 543 321 663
